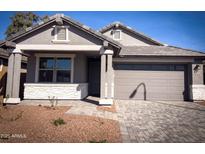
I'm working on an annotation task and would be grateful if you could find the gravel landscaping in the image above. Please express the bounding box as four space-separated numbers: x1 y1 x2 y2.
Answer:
0 105 121 143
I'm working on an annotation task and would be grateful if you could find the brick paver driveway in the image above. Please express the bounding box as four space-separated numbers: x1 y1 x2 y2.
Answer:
116 100 205 143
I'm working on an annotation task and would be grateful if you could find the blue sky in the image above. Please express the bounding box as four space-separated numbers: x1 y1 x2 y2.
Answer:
0 11 205 52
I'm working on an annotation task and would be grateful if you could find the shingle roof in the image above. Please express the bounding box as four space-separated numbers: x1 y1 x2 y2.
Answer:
0 48 9 58
0 40 5 45
1 14 205 58
0 48 28 62
99 21 164 46
120 45 205 57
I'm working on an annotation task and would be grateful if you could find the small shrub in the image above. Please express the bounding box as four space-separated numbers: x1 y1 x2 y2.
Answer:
53 118 66 126
89 139 107 143
48 96 58 107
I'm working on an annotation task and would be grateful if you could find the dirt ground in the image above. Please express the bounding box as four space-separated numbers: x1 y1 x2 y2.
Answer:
0 105 121 143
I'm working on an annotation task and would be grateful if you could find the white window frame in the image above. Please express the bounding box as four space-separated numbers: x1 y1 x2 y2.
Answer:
35 54 75 83
112 30 121 40
52 25 70 43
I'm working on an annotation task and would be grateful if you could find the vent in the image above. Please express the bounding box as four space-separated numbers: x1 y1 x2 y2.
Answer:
57 28 66 40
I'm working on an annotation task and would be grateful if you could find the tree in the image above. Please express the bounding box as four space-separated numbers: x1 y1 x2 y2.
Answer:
41 15 50 22
5 12 41 38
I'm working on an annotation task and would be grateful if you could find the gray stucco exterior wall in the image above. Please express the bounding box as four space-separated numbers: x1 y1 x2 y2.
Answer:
26 54 36 83
16 22 102 45
103 28 155 46
192 63 204 84
73 54 87 83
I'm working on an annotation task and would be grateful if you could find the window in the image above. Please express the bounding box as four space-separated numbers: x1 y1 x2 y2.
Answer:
38 57 72 82
114 64 185 71
52 26 69 43
112 30 121 40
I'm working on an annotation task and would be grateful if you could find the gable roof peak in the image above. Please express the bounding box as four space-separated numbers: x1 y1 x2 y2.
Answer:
113 21 122 26
1 13 123 49
50 13 64 19
100 22 164 46
113 21 132 29
100 21 133 32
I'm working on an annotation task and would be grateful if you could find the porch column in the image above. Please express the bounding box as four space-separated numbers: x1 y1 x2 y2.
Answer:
100 54 106 98
190 62 205 101
99 49 114 105
4 49 22 104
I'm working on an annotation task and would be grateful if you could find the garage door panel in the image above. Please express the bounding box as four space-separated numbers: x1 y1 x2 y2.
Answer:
115 91 184 100
115 92 184 100
115 84 184 90
115 71 184 79
116 87 184 95
114 64 185 100
115 79 184 86
115 80 184 88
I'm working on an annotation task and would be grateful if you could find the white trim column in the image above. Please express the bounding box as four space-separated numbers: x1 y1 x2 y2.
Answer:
4 48 22 104
99 49 114 105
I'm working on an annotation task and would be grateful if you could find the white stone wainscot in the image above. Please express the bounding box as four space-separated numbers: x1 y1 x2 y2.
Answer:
24 83 88 99
190 84 205 101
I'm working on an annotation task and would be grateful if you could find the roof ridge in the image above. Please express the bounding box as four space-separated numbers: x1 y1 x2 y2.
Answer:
99 21 129 32
168 45 205 54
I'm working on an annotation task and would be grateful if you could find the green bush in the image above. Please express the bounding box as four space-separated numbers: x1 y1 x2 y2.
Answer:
53 118 66 126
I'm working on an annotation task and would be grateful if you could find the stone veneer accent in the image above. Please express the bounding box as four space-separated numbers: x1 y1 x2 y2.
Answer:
24 83 88 99
190 84 205 101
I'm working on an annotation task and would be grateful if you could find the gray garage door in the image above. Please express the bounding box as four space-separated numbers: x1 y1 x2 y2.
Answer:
114 64 186 100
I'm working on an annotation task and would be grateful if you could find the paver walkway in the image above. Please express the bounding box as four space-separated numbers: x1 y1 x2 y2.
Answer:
66 99 205 143
116 100 205 143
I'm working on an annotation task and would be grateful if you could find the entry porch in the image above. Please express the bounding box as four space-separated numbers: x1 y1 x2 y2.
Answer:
4 44 114 105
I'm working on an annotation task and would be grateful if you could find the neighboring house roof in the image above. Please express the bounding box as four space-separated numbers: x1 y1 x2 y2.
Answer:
0 40 5 46
0 48 27 63
120 45 205 57
0 48 9 58
0 14 122 49
99 21 164 46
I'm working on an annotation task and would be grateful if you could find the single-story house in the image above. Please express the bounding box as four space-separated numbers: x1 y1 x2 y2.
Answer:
1 14 205 105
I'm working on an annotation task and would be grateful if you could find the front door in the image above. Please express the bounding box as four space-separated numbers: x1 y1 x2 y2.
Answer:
88 58 100 96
